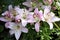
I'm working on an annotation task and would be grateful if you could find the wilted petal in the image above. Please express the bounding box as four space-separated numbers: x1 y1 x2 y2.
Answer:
51 16 60 22
15 30 21 40
47 22 53 29
35 22 40 32
21 28 28 33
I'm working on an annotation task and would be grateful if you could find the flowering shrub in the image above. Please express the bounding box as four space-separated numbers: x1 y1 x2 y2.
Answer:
0 0 60 40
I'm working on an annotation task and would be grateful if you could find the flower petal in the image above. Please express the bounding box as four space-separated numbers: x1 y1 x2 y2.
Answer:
44 7 50 16
34 8 39 14
42 5 51 10
14 6 24 16
23 1 32 7
2 11 8 16
15 30 21 40
8 5 13 11
28 8 33 11
21 28 28 33
0 17 11 22
35 22 40 32
5 22 17 29
21 19 28 27
39 10 45 21
27 13 35 23
47 22 53 29
51 16 60 22
9 30 15 35
15 15 21 20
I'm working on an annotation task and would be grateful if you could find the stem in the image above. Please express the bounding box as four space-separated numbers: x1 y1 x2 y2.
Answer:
37 32 39 36
54 22 60 30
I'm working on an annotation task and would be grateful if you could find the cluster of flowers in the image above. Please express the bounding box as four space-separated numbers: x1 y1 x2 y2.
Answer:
0 0 60 40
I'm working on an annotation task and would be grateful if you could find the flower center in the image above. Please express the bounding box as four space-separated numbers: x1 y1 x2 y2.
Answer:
44 12 54 21
12 10 17 16
4 16 11 21
31 2 37 7
22 13 27 19
14 25 20 30
33 14 40 22
15 19 21 23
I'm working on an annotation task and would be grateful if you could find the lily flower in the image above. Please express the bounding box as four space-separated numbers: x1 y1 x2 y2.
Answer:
5 22 28 40
15 7 35 27
0 11 14 22
0 5 19 22
0 5 22 22
33 8 44 32
23 0 42 11
43 6 60 29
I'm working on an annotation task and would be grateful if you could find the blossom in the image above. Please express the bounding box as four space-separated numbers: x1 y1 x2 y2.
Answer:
0 11 14 22
0 5 18 22
5 22 28 40
23 0 42 11
33 8 44 32
0 5 22 22
43 6 60 29
15 7 35 27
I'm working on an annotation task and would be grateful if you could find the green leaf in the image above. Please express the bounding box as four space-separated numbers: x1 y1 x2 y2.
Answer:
0 25 4 32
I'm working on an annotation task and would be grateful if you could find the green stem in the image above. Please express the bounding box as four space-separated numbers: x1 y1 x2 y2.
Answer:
37 32 39 36
54 23 60 30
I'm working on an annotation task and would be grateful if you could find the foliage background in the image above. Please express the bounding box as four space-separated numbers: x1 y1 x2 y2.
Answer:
0 0 60 40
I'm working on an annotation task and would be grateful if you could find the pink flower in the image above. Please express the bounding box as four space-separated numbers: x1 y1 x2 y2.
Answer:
43 6 60 29
0 5 22 22
33 8 44 32
5 22 28 40
0 11 14 22
15 7 35 26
